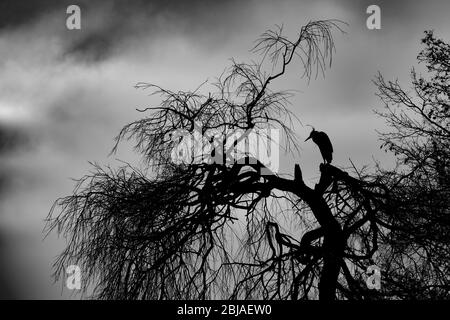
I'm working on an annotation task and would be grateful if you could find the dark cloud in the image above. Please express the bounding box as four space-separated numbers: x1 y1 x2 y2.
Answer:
0 124 31 204
0 228 32 299
66 0 248 63
64 31 114 63
0 0 57 30
0 124 29 155
1 0 247 63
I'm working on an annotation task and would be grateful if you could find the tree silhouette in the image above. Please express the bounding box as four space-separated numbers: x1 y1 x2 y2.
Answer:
372 30 450 299
46 21 448 300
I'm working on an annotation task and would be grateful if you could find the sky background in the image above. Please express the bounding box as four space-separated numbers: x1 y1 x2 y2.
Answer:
0 0 449 299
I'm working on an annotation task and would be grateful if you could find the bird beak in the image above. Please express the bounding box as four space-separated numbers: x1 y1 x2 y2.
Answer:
305 136 311 142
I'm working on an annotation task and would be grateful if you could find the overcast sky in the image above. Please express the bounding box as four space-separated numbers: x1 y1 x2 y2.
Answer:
0 0 449 299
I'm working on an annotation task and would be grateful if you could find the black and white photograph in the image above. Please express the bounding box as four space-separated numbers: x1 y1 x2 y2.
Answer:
0 0 448 312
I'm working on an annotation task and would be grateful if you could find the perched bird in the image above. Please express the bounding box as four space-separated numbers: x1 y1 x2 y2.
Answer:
305 127 333 164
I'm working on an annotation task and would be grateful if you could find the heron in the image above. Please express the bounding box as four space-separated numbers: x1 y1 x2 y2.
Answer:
305 126 333 164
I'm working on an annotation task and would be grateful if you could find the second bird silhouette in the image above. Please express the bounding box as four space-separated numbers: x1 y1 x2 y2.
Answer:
305 127 333 164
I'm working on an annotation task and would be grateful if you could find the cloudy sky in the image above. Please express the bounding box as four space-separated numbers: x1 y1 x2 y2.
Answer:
0 0 449 299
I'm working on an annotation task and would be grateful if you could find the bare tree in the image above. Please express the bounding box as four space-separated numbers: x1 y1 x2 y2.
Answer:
372 30 450 299
47 20 444 301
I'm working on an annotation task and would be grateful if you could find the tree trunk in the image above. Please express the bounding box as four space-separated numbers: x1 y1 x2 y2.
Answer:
265 163 347 300
319 233 344 301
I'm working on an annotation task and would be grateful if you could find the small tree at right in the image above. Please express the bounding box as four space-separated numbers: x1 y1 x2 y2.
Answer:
374 30 450 299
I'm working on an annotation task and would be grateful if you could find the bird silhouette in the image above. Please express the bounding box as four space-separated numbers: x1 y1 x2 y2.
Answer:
305 127 333 164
